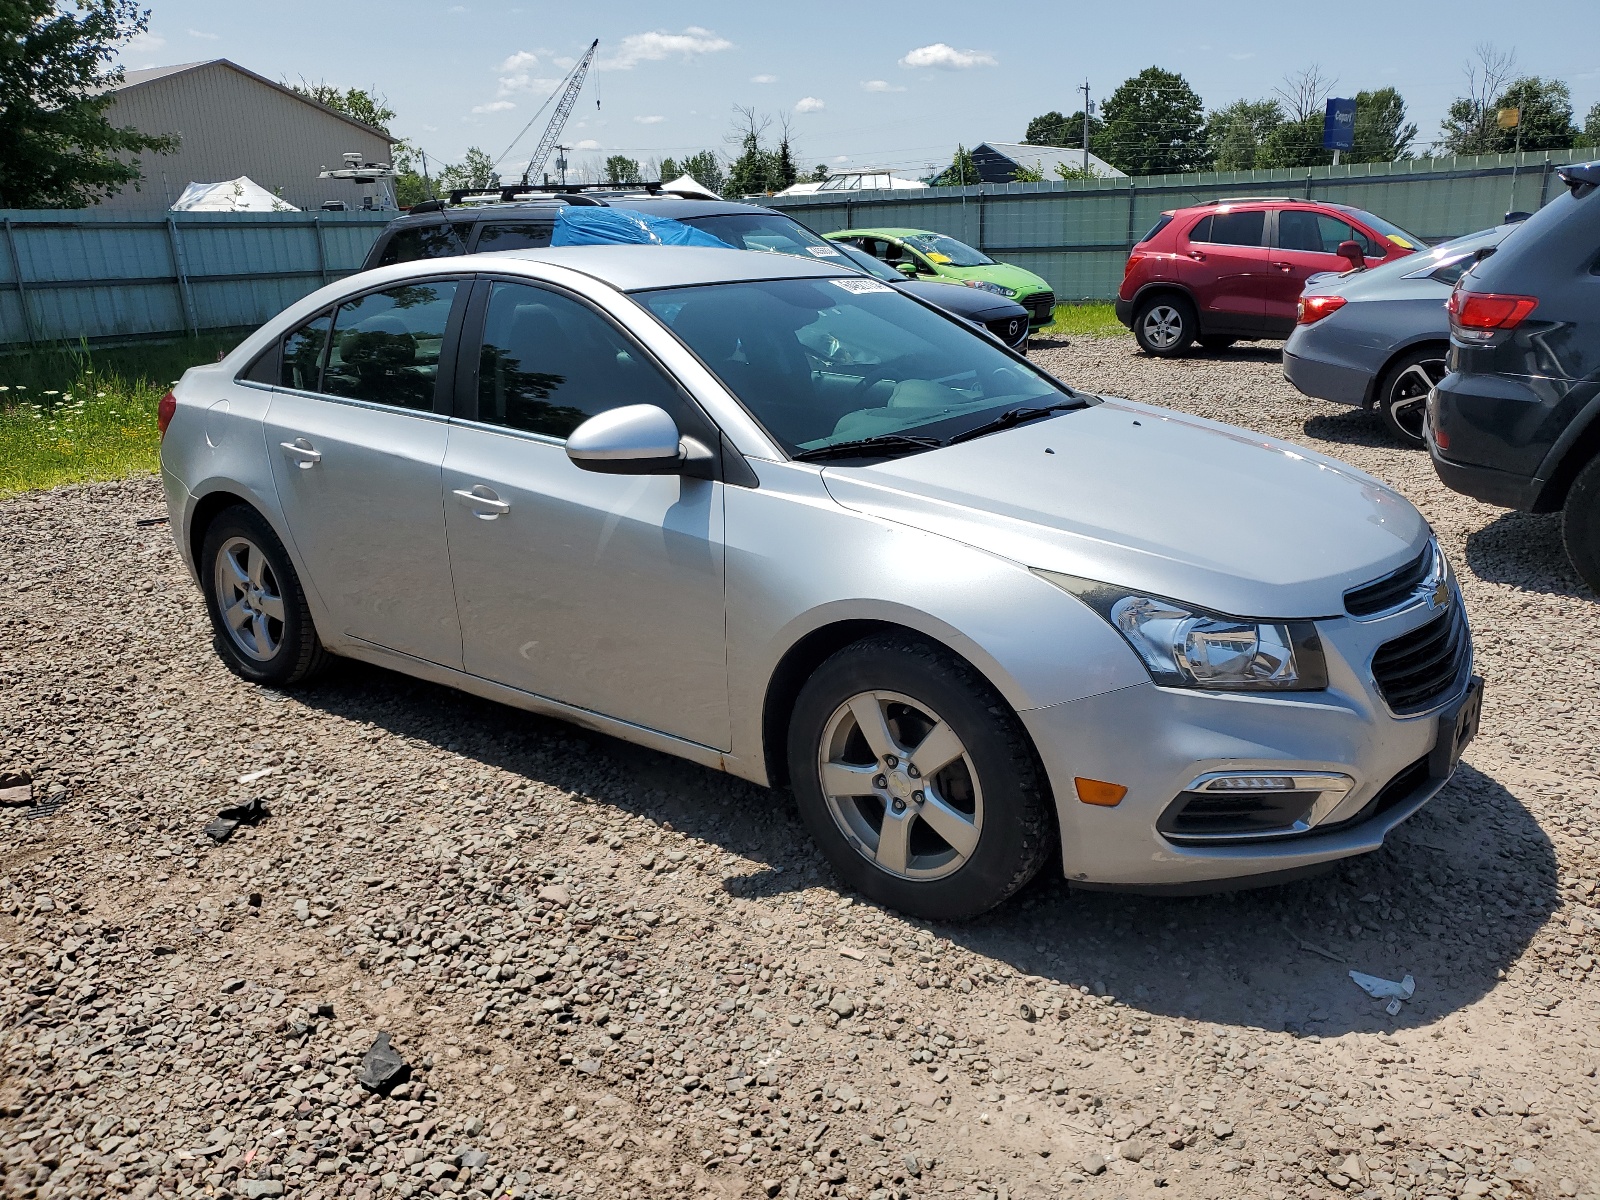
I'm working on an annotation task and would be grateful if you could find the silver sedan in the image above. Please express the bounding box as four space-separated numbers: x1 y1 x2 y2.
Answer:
159 247 1480 919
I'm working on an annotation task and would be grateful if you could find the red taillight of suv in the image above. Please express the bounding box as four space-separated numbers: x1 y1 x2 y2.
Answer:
1297 295 1347 325
1123 252 1149 279
1447 288 1538 342
157 391 177 438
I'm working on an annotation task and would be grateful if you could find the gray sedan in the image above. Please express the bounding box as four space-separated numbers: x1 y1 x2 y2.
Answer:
159 246 1479 918
1284 224 1518 444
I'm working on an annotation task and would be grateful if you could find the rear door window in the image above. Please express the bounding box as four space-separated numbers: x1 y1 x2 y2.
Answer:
377 223 467 266
474 223 554 252
279 313 332 391
1192 210 1266 246
323 281 461 411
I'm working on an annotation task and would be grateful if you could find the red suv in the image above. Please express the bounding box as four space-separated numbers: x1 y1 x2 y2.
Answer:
1115 198 1427 355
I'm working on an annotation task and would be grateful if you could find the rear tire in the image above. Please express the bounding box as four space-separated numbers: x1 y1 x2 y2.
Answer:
1375 345 1447 447
787 633 1054 921
1561 455 1600 594
1198 336 1237 352
1133 295 1196 357
199 505 330 686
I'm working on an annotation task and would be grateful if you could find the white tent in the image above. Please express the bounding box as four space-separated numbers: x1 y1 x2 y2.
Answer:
171 176 299 212
661 173 721 200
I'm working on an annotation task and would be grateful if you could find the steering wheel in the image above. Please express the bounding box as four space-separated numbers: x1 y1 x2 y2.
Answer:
850 360 905 399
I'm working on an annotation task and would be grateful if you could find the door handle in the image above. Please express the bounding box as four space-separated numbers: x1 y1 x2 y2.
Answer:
279 439 321 468
453 486 511 519
1187 251 1206 261
1271 262 1294 272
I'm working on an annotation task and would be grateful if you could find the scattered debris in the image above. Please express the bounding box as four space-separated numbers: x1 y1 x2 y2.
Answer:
204 797 270 844
0 768 32 806
1297 936 1344 963
1017 1000 1038 1022
236 766 281 785
134 516 169 526
357 1032 410 1094
26 784 67 820
837 945 865 961
1350 970 1416 1016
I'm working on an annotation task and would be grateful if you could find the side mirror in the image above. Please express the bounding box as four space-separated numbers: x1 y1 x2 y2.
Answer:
1336 240 1366 270
565 404 713 476
896 262 919 278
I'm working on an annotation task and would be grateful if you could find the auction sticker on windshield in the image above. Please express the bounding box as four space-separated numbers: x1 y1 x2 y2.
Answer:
830 279 893 294
806 245 844 256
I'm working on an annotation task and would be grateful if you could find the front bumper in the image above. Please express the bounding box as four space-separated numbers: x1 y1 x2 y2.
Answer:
1022 602 1473 889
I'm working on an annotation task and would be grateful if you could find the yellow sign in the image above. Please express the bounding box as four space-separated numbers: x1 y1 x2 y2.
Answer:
1497 107 1521 129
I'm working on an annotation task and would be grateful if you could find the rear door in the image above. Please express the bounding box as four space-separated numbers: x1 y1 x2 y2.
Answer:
263 278 467 667
1265 208 1386 327
1182 209 1270 329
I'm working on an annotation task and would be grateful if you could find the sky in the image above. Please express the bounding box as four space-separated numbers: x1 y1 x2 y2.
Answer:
119 0 1600 181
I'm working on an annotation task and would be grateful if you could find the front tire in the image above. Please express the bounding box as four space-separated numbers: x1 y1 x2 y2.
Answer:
199 505 329 686
1133 295 1197 356
1376 346 1447 447
1562 455 1600 594
787 634 1053 920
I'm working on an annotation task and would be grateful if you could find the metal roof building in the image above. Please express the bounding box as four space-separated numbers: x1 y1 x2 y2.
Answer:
92 59 394 212
971 142 1126 184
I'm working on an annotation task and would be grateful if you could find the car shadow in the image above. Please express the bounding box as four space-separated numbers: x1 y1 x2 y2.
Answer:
1465 509 1596 599
293 664 1555 1038
1300 408 1404 450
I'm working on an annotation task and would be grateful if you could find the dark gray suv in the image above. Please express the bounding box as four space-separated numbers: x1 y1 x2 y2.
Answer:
1428 162 1600 591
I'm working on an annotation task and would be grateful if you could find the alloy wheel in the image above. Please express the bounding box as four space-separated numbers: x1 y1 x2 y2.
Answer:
1385 358 1446 443
1140 305 1185 350
816 690 983 881
213 535 286 661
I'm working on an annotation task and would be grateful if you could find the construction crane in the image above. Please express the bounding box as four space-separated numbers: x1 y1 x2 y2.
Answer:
490 39 600 188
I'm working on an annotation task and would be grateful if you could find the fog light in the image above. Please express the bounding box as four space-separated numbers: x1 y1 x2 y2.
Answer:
1158 771 1355 842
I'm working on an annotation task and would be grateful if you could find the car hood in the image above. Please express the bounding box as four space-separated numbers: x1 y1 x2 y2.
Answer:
934 262 1052 295
894 279 1028 320
819 398 1428 619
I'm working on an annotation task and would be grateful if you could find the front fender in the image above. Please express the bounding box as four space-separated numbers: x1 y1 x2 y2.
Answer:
725 460 1147 782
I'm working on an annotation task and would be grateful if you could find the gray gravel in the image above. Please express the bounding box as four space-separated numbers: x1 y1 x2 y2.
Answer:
2 332 1598 1200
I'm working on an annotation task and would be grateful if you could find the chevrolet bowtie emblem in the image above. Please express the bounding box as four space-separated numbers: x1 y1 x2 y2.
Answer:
1431 579 1451 609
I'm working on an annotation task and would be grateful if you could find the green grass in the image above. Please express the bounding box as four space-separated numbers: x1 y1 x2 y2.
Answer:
1039 302 1126 339
0 333 243 498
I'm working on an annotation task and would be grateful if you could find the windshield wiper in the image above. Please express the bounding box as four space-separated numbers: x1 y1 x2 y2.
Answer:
947 401 1085 445
792 433 945 462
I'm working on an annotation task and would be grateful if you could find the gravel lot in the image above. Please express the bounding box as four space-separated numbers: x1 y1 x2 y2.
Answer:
2 334 1598 1200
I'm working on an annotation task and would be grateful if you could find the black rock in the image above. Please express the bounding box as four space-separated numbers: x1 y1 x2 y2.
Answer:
358 1032 410 1094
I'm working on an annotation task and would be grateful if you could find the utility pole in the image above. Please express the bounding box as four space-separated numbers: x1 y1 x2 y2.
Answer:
1080 80 1092 176
555 145 571 186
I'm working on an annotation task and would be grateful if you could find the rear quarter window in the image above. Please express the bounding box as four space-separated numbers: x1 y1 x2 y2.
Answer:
1138 214 1173 244
378 223 467 266
475 223 554 252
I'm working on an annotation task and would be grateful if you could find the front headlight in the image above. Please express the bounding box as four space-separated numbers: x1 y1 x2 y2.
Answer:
1035 570 1328 692
963 279 1015 297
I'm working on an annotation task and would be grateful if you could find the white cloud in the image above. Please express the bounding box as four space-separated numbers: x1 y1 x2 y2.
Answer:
500 50 539 72
471 100 516 114
793 97 825 114
750 73 777 84
498 73 559 97
860 80 905 93
125 31 165 53
574 139 602 150
599 27 733 71
833 155 849 163
187 29 218 40
633 115 666 124
898 43 996 70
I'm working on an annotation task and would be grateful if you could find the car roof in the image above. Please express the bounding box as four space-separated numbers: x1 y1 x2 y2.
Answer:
388 196 785 226
829 228 937 238
451 244 854 291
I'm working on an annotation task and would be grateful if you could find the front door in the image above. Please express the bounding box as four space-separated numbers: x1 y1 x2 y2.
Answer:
263 279 465 667
1182 209 1270 329
441 279 729 749
1264 209 1387 328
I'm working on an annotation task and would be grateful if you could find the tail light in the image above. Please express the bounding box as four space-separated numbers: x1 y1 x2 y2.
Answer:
1123 252 1148 279
1297 295 1347 324
157 391 177 438
1447 287 1537 342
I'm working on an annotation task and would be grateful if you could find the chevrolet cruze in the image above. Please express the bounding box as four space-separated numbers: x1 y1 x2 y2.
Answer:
159 246 1480 919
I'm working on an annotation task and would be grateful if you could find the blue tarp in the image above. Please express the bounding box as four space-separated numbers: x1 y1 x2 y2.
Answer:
550 207 731 248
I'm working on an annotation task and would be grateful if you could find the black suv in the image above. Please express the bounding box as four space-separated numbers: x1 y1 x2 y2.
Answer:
1428 161 1600 590
360 185 1033 352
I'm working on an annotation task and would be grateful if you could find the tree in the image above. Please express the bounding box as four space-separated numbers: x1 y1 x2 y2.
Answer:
604 155 641 184
292 80 435 206
931 144 978 187
1438 44 1518 154
809 163 829 183
678 150 727 195
1052 161 1098 182
1024 111 1070 146
1009 158 1045 182
0 0 178 208
1204 99 1284 171
437 147 498 193
1582 101 1600 148
1254 66 1337 169
725 106 785 195
1095 67 1209 174
1489 77 1578 152
775 136 798 192
1350 87 1417 162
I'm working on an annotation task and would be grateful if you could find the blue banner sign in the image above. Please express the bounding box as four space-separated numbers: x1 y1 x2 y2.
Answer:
1324 98 1357 150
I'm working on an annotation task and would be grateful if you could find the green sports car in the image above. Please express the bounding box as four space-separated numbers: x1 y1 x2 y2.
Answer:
824 228 1056 329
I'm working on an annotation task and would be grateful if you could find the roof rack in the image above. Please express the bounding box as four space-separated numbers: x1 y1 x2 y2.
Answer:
444 181 665 208
1196 196 1298 206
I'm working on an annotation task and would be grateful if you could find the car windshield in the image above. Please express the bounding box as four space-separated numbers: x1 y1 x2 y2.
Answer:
830 241 907 283
679 212 847 261
899 232 994 267
638 278 1071 457
1344 207 1430 252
